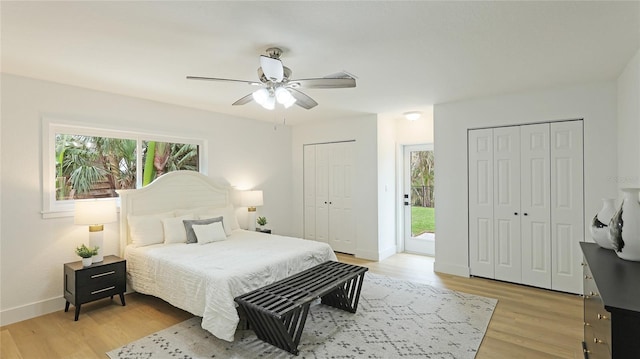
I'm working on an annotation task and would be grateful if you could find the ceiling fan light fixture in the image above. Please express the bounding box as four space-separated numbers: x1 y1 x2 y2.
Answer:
252 88 269 105
275 87 289 103
263 94 276 110
404 111 422 121
283 97 297 108
275 87 297 108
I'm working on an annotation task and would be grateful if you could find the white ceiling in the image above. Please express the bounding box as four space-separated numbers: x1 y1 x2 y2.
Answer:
2 1 639 125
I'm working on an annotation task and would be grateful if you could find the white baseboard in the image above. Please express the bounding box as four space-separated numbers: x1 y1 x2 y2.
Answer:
434 261 470 277
0 296 66 326
378 245 397 261
353 245 397 262
354 249 380 261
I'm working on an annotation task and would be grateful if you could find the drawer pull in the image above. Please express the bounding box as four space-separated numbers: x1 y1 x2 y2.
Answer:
589 291 598 297
597 313 609 320
91 271 115 279
584 275 592 279
593 337 605 344
91 286 115 295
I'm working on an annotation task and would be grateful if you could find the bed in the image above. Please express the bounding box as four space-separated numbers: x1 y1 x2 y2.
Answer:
117 171 337 342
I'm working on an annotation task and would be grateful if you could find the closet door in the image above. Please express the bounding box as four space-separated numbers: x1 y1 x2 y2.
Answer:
468 129 494 278
303 145 317 241
550 121 584 293
328 142 356 253
520 124 552 288
493 127 522 283
314 144 330 243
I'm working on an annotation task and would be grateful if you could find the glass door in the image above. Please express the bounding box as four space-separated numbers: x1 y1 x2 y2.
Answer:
403 144 435 256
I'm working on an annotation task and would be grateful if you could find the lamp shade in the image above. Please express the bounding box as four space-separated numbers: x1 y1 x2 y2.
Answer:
241 190 264 207
74 199 117 225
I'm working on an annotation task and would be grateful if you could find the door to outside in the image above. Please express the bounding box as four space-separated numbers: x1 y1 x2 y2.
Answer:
404 144 435 256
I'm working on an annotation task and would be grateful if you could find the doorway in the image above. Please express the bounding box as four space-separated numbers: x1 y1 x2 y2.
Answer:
403 144 435 256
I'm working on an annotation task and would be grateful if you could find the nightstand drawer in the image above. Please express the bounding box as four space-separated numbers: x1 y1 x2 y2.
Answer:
77 262 125 287
77 284 123 303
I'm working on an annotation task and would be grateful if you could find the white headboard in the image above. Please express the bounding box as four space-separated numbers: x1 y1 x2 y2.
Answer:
116 171 231 256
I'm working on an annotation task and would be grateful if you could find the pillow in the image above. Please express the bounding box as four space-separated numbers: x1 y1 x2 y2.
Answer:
199 204 240 235
162 214 195 244
192 222 227 244
183 216 222 244
128 211 174 247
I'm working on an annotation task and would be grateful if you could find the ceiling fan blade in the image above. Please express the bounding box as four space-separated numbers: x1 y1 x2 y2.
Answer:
232 93 254 106
289 88 318 109
288 77 356 89
260 55 284 82
186 76 261 86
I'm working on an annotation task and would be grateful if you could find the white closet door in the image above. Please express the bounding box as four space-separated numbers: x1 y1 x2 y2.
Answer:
314 144 330 243
468 129 494 278
550 121 584 293
328 142 356 253
303 145 317 240
493 127 522 283
520 124 552 288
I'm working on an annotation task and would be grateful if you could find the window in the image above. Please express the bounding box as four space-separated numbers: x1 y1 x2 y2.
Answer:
43 118 206 217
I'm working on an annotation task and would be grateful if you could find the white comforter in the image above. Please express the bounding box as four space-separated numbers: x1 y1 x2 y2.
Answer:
125 230 337 341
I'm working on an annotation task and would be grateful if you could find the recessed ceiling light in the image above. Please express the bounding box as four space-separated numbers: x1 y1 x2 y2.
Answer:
404 111 422 121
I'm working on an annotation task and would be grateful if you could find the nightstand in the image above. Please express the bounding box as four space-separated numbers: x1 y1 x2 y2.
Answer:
256 228 272 234
64 255 126 321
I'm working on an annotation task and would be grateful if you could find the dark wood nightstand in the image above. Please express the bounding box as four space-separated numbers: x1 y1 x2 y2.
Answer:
256 228 271 234
63 255 126 321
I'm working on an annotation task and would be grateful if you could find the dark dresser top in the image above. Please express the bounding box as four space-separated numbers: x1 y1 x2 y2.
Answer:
64 255 124 271
581 242 640 315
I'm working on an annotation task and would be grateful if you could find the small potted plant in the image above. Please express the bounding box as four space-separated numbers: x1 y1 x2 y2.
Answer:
75 244 98 267
257 216 267 230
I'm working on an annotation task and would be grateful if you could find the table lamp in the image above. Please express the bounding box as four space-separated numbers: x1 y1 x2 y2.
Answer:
241 190 263 231
74 199 117 263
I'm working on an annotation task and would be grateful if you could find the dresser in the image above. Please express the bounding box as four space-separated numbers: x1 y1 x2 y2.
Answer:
64 255 126 320
581 242 640 359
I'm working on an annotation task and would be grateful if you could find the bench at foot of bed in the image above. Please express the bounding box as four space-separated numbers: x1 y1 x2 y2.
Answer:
234 261 368 355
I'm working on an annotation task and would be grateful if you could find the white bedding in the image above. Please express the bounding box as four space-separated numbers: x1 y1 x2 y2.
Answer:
125 229 337 341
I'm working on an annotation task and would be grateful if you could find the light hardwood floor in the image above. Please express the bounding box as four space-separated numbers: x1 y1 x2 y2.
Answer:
1 253 584 358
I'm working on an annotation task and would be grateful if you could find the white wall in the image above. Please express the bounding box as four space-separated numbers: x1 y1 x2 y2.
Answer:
433 82 618 276
395 110 434 145
377 117 397 259
0 74 293 325
617 48 640 189
291 115 380 260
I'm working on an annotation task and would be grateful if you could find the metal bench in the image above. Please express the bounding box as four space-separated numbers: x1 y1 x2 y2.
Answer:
234 261 368 355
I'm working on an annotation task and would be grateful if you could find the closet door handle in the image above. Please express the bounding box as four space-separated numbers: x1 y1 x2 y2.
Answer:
523 213 528 216
514 212 518 215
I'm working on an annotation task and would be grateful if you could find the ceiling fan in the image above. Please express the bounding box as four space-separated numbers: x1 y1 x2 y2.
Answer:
186 47 356 110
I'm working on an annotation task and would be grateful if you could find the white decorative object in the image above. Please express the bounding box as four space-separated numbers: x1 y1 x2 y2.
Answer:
75 199 117 262
82 257 92 267
609 188 640 261
589 198 616 249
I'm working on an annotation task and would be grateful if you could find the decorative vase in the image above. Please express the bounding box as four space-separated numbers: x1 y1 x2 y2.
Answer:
609 188 640 261
590 198 616 249
81 257 92 267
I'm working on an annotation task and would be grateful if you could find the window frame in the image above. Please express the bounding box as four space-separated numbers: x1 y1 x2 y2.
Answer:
42 117 207 218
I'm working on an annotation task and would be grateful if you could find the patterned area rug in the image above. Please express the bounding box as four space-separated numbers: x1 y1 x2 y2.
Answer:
107 273 496 359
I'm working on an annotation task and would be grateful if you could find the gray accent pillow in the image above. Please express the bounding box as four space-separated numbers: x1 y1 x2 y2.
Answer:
183 216 223 244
